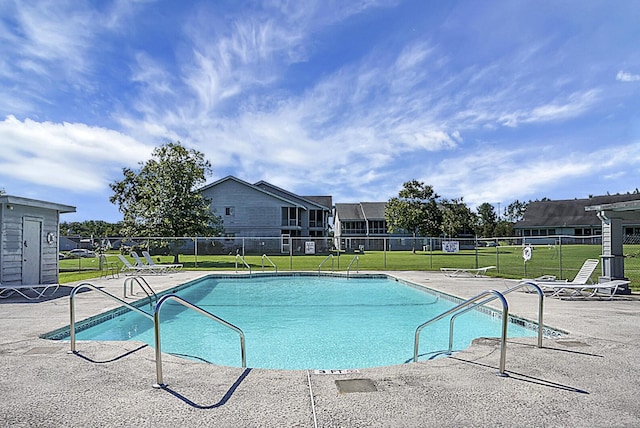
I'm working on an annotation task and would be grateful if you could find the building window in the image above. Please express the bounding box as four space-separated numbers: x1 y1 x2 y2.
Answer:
309 210 324 228
282 207 301 227
368 220 386 234
225 207 234 216
342 221 366 235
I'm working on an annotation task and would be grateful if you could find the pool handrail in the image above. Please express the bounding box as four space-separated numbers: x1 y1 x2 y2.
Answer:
68 282 154 354
448 281 544 353
414 289 509 376
261 254 278 272
235 254 252 275
153 293 246 388
346 255 359 278
318 254 334 274
123 276 157 310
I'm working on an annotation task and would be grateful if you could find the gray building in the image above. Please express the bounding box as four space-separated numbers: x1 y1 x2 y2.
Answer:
200 175 332 241
334 202 417 251
514 194 640 239
0 195 75 285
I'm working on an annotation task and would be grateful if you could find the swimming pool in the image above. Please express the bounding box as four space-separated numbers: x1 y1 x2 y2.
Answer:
62 274 540 370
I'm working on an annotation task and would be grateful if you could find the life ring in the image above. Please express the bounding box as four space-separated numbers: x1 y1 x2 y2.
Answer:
522 246 532 261
47 232 56 245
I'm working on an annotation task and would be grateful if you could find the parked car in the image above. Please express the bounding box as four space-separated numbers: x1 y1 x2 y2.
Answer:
66 249 96 258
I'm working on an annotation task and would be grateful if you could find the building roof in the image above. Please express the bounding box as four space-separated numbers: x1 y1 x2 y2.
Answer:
0 195 76 213
515 194 640 228
200 176 332 211
253 181 332 210
335 202 386 221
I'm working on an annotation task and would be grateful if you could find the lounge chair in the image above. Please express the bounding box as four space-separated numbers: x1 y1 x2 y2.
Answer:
522 258 600 296
117 254 158 275
544 279 630 300
141 251 183 272
440 266 496 277
0 283 60 300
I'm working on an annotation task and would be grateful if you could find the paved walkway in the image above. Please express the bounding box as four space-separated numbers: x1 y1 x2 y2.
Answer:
1 271 639 427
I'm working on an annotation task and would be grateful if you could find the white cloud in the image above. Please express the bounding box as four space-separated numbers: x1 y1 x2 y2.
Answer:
0 115 152 192
425 142 640 208
616 70 640 82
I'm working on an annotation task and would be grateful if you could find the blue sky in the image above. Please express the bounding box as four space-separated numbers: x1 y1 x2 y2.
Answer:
1 0 639 223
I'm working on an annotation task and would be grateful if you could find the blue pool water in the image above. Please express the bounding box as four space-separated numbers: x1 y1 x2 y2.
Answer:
72 275 537 370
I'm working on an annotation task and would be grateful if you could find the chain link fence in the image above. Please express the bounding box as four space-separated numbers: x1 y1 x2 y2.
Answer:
61 234 639 287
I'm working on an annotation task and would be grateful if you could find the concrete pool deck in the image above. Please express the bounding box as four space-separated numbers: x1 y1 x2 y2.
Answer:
1 271 639 427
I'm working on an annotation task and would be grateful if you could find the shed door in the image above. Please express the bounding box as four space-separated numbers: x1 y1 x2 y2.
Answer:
22 218 42 285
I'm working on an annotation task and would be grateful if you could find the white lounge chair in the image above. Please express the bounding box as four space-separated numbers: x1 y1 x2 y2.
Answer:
544 279 630 300
117 254 158 275
440 266 496 277
141 251 183 272
0 283 60 300
522 258 600 296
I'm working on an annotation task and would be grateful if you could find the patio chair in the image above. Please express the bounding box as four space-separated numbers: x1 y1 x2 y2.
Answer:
522 258 600 296
117 254 158 275
440 266 496 277
0 283 60 300
544 279 631 300
141 251 183 272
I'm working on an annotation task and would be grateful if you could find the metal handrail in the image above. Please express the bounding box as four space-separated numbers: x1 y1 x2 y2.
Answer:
414 290 509 376
235 254 252 274
123 276 157 310
346 255 359 278
153 294 246 388
318 254 334 274
261 254 278 272
448 281 544 352
68 282 153 354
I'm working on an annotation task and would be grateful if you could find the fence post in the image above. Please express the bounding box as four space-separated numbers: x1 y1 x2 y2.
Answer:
384 238 387 269
474 235 479 269
558 235 563 279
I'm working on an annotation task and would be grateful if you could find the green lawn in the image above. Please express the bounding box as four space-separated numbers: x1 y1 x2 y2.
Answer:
59 245 640 292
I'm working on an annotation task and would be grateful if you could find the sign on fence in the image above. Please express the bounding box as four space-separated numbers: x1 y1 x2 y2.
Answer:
305 241 316 254
442 241 459 253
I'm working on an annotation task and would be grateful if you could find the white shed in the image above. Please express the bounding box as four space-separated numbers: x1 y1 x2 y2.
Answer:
0 195 76 285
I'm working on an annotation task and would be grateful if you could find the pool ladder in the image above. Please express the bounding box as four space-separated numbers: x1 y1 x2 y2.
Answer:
261 254 277 272
318 254 334 274
346 255 359 277
68 282 246 389
413 281 544 376
123 276 157 309
235 254 252 275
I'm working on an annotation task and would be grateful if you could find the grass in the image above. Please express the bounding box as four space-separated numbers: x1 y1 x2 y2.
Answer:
59 244 640 292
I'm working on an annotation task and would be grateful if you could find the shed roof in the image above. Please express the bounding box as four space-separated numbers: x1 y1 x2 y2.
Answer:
0 195 76 213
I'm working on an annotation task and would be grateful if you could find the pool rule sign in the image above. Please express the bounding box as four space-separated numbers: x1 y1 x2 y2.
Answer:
305 241 316 254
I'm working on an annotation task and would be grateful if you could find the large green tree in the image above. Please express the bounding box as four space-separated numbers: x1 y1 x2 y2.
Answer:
110 142 222 259
476 202 497 237
385 180 442 253
440 198 478 237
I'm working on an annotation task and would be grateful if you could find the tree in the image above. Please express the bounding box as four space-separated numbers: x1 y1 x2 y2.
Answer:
110 142 223 261
440 198 478 237
61 220 121 237
385 180 441 253
503 200 528 223
476 202 497 237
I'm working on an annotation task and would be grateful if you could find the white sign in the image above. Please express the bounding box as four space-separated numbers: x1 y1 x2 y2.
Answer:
442 241 460 253
305 241 316 254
